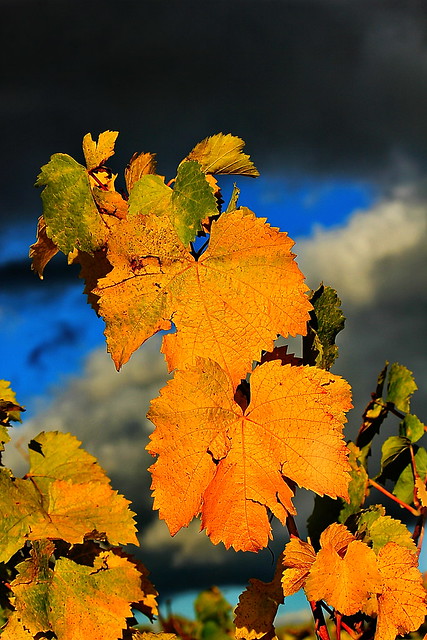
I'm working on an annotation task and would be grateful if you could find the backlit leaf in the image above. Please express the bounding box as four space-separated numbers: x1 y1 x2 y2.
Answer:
359 514 417 555
147 358 352 551
393 446 427 505
171 160 218 244
6 546 152 640
35 153 107 254
187 133 259 176
27 431 109 493
128 174 172 217
125 151 157 192
282 538 316 595
399 413 425 443
95 208 312 383
386 362 417 413
374 542 427 640
28 479 139 546
304 531 382 616
0 433 138 561
82 130 119 170
235 554 284 640
29 215 59 278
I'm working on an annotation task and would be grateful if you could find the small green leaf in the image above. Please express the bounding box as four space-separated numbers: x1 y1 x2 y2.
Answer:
171 160 218 244
399 414 425 443
386 363 417 413
363 515 417 554
225 184 240 213
339 442 369 522
303 284 345 370
128 174 172 217
35 153 107 254
393 447 427 505
379 435 411 473
350 505 385 541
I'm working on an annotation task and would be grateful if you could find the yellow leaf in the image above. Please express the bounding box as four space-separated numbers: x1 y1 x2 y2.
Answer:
147 358 352 551
304 536 382 615
282 537 316 596
235 553 284 640
96 208 311 384
82 130 119 170
125 151 157 192
415 476 427 507
187 133 260 176
374 542 427 640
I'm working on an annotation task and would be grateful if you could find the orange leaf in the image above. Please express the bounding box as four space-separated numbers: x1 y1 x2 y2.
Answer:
235 553 284 640
147 358 352 551
29 215 59 278
304 524 382 616
282 537 316 596
95 207 311 384
374 542 427 640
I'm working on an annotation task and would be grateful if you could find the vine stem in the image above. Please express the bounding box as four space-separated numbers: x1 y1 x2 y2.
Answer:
368 478 420 516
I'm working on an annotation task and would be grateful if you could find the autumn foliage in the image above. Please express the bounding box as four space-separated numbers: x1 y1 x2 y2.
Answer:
0 132 425 639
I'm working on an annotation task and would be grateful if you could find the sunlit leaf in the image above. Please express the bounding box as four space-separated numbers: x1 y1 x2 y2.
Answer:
147 359 352 551
82 130 119 170
187 133 259 176
386 362 417 413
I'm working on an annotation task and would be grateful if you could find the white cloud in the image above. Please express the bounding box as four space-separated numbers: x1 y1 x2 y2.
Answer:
295 193 427 305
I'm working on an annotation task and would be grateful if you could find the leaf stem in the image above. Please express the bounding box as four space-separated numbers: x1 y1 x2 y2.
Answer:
368 478 420 516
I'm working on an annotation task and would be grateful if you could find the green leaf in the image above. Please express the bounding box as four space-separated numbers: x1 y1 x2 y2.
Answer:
386 362 417 413
399 413 425 443
338 442 369 522
172 160 219 244
303 284 345 370
225 183 240 212
360 514 417 554
187 133 259 176
349 505 385 541
35 153 107 254
393 447 427 505
82 130 118 170
379 435 411 473
128 174 172 217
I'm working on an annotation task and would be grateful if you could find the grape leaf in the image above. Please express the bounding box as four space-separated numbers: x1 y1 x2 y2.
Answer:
29 215 59 278
27 431 110 493
399 413 425 443
282 538 316 595
5 546 153 640
82 130 118 170
35 153 107 254
393 446 427 505
147 358 352 552
95 208 312 383
303 284 345 370
235 553 284 640
386 362 417 413
304 531 382 616
28 479 139 546
374 542 427 640
0 433 138 562
125 151 157 192
186 133 259 176
171 160 218 244
358 514 417 555
128 161 219 245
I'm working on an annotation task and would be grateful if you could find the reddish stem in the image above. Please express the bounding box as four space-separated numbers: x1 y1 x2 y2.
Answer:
369 478 420 516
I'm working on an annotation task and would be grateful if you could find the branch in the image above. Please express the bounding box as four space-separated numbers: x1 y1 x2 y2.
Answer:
368 479 420 516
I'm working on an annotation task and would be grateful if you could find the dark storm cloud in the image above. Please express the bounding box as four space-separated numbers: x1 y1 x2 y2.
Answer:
2 0 427 231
